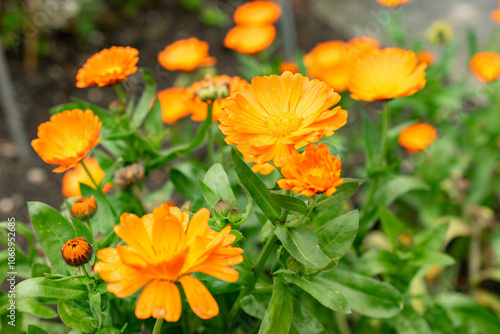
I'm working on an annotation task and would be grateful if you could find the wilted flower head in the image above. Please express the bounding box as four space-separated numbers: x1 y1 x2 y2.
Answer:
219 71 347 167
158 38 216 72
61 237 93 267
113 163 145 190
76 46 139 88
32 109 102 173
94 203 244 321
277 143 344 197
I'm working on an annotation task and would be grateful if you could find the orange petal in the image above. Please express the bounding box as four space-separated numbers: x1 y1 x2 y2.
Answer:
135 280 181 322
179 275 219 320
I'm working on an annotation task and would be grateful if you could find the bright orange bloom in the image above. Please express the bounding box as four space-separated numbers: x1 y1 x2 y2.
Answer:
278 143 343 197
375 0 411 7
347 36 381 57
492 10 500 24
76 47 139 88
470 52 500 82
349 48 426 101
32 109 102 173
94 203 244 322
186 75 249 121
304 41 351 92
224 25 276 55
417 50 435 66
279 61 299 74
233 1 281 25
251 162 276 175
62 157 112 198
158 38 216 72
219 71 348 167
61 237 93 267
157 88 204 124
398 123 437 153
71 196 97 221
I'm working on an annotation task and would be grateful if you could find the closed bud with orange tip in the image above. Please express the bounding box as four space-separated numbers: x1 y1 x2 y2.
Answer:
61 237 93 267
71 196 97 221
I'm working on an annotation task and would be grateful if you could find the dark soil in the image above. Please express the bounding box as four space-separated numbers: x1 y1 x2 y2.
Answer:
0 0 344 224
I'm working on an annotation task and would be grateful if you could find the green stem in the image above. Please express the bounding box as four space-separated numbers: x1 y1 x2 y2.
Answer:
152 317 164 334
80 160 118 218
80 264 89 277
284 194 319 228
114 83 126 104
226 233 278 331
207 104 215 164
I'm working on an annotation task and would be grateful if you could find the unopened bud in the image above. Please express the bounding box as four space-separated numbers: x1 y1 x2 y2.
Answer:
61 237 93 267
227 208 240 224
109 100 126 114
214 200 234 218
71 196 97 221
397 232 414 249
194 75 230 102
113 163 145 190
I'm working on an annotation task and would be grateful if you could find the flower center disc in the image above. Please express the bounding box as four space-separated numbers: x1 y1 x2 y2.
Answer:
267 112 301 138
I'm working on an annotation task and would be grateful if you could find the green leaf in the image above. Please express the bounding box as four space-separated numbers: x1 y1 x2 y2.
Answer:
259 277 293 334
316 210 359 258
315 179 363 209
321 267 403 318
379 207 407 250
411 250 455 266
363 113 379 171
144 98 164 140
17 298 58 319
170 168 204 208
16 277 87 300
231 147 280 223
387 304 433 334
28 202 76 275
414 223 449 252
130 69 157 130
375 175 429 206
269 193 308 215
291 299 327 334
27 325 50 334
275 224 330 269
80 184 117 235
95 328 122 334
58 300 98 333
71 218 94 249
90 293 102 329
199 180 220 209
203 163 237 205
240 293 270 319
284 275 350 313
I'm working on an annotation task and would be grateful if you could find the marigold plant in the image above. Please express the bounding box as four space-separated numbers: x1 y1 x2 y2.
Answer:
158 38 216 72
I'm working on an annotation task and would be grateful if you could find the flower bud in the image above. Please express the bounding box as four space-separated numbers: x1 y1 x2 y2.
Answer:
113 163 145 190
227 208 240 224
61 237 93 267
214 200 234 218
71 196 97 221
396 232 414 250
194 75 230 102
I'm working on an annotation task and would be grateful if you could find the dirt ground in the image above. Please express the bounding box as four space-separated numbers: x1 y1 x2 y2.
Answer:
0 0 344 224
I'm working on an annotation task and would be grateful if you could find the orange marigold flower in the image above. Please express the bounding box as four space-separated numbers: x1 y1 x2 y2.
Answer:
76 46 139 88
375 0 411 7
94 203 244 322
470 52 500 82
398 123 437 153
251 162 277 175
32 109 102 173
157 87 204 124
349 48 426 101
62 157 112 198
186 75 249 121
158 38 216 72
219 71 348 167
224 25 276 55
492 9 500 24
277 143 344 197
61 237 93 267
348 36 381 57
417 50 435 66
233 0 281 25
71 196 97 221
279 61 299 74
304 41 351 92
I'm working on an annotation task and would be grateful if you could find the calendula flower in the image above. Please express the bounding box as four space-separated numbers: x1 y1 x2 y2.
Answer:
186 75 249 121
349 48 426 101
62 157 112 198
32 109 102 173
71 196 97 221
158 38 216 72
224 25 276 55
492 10 500 24
279 61 299 74
470 52 500 82
417 50 435 66
61 237 93 267
277 143 344 197
251 162 277 175
347 36 381 57
375 0 411 7
157 87 204 124
94 203 244 321
304 41 351 92
219 71 348 167
233 0 281 25
76 46 139 88
398 123 437 153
